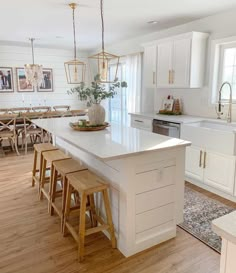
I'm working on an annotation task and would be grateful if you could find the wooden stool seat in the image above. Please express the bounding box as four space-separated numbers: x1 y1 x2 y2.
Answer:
32 143 58 189
40 150 71 201
64 170 116 262
50 159 88 229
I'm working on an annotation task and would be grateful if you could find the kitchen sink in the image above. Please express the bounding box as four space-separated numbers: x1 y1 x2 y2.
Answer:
181 120 236 155
189 120 236 132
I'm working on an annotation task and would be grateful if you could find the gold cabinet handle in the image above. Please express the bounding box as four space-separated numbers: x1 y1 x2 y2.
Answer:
199 150 202 167
203 152 207 169
153 71 156 85
172 70 175 84
168 70 171 84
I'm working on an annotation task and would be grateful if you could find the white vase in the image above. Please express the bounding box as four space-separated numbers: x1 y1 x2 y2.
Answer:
88 103 105 125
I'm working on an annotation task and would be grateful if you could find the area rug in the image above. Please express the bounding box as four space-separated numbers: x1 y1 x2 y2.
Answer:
178 186 235 253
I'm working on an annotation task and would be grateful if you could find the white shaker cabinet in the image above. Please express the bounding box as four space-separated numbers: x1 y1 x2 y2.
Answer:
156 41 172 87
204 151 235 195
143 45 157 88
142 32 209 89
130 115 153 132
185 145 235 196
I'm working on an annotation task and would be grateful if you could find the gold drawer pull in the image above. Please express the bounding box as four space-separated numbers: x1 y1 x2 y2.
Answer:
199 150 202 167
203 152 207 169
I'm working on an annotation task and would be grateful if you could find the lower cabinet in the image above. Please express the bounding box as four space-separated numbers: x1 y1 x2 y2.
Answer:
185 145 236 195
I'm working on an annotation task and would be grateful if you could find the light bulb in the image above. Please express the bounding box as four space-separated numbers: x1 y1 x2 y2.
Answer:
100 61 107 81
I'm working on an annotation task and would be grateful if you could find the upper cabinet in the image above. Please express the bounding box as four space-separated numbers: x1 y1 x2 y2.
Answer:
143 32 209 89
143 45 157 88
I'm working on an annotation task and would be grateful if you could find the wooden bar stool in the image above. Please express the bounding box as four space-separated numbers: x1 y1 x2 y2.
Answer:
32 143 58 189
49 158 88 230
40 150 71 202
63 170 116 262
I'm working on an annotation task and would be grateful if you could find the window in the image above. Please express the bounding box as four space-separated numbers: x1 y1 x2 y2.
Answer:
218 43 236 101
107 63 127 125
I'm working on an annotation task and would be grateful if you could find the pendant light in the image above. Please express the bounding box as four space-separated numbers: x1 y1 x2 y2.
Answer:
64 3 86 84
24 38 43 88
89 0 120 83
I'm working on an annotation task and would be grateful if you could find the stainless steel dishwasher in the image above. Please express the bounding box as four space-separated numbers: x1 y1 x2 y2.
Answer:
152 119 180 138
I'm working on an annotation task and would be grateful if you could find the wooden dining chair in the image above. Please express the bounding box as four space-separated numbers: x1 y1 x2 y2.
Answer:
21 113 45 154
9 107 31 114
0 114 20 155
32 106 51 113
53 105 71 111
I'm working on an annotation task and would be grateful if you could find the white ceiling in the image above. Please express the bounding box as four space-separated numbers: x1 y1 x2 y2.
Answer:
1 0 236 51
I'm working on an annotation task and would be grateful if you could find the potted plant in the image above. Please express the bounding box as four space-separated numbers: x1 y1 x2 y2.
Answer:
69 74 127 125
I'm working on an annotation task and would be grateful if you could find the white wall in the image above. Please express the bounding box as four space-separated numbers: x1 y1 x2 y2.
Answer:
97 8 236 120
0 44 89 109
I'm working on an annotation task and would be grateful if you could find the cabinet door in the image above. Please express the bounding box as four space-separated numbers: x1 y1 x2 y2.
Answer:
130 115 153 131
204 151 235 195
172 38 191 87
185 146 204 181
143 45 157 88
156 41 172 87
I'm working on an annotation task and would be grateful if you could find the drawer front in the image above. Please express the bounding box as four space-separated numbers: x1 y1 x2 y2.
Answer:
135 164 176 194
136 185 175 214
136 203 174 233
131 116 152 131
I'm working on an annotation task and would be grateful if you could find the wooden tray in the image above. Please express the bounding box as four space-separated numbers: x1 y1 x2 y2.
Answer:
69 122 109 131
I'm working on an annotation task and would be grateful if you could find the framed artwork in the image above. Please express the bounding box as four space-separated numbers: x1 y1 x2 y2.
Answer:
38 68 53 92
0 67 14 92
16 67 34 92
162 99 174 111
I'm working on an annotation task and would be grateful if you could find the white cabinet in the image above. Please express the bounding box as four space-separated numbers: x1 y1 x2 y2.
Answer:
185 145 236 195
204 151 235 195
156 41 172 87
130 115 152 132
185 146 204 181
143 45 157 88
142 31 209 89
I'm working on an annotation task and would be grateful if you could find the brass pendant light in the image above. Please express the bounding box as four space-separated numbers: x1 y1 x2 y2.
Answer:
64 3 86 84
89 0 120 83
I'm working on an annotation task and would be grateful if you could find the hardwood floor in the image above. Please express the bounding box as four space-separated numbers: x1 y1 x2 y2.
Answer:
0 153 220 273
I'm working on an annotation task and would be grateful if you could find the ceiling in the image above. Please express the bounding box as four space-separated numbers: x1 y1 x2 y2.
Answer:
1 0 236 51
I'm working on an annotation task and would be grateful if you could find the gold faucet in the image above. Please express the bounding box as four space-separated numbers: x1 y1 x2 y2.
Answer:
218 82 232 123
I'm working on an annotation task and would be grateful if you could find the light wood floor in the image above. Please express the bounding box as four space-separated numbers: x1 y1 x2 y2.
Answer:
0 153 221 273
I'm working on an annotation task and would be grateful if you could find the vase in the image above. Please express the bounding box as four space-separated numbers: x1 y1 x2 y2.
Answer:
88 103 105 125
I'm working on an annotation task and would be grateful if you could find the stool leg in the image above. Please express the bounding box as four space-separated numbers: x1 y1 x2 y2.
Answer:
89 194 97 227
102 190 117 249
48 163 55 213
78 192 87 262
61 176 67 232
50 168 58 216
38 153 43 194
63 184 72 236
32 150 37 187
39 158 47 200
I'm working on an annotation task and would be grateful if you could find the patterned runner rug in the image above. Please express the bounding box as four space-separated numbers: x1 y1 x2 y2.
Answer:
178 186 235 253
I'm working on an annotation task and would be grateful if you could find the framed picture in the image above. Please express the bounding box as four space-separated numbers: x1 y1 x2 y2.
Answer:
38 68 53 92
162 99 174 111
16 67 34 92
0 67 14 92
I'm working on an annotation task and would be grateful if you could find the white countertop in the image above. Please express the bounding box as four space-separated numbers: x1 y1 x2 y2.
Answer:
34 117 190 161
212 211 236 245
129 112 204 124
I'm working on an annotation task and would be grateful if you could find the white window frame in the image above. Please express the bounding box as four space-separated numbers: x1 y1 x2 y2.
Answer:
210 36 236 104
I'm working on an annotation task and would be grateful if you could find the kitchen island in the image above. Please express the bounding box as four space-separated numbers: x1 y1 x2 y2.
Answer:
34 117 190 257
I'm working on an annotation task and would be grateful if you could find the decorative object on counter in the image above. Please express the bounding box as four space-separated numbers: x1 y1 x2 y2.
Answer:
178 185 234 253
64 3 86 84
24 38 43 88
159 95 182 115
88 0 120 83
0 67 14 92
68 74 127 125
69 121 109 131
